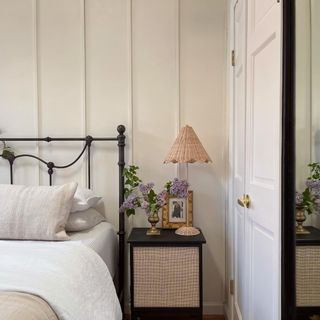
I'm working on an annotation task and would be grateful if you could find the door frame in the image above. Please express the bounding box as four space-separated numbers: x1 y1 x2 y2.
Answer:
281 0 296 319
225 0 239 319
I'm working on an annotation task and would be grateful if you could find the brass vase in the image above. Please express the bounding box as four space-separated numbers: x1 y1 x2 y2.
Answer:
147 211 160 236
296 208 310 235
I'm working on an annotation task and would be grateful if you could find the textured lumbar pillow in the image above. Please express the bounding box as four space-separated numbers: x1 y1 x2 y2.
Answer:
71 186 102 212
0 182 77 240
66 208 106 232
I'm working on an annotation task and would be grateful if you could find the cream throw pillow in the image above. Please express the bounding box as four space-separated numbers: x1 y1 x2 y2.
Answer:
0 182 77 240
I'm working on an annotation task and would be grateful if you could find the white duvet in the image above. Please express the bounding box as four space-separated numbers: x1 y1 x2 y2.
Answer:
0 240 122 320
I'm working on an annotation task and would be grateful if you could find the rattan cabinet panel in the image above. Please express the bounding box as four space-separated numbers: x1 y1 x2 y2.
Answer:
296 226 320 319
133 246 199 307
297 246 320 306
128 228 206 320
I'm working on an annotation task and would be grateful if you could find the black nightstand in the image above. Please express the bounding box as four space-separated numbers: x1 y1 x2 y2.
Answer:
127 228 206 320
296 226 320 320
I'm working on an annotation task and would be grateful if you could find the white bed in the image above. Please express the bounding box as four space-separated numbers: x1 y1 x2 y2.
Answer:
0 238 122 320
68 221 118 278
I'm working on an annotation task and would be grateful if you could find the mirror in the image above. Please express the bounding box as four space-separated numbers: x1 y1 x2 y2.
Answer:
296 1 320 318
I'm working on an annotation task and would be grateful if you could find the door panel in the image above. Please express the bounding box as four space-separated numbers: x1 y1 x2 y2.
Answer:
246 0 281 319
251 224 275 318
253 0 276 28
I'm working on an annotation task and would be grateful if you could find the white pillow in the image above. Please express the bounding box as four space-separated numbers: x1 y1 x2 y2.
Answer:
0 182 77 241
71 186 102 212
66 208 106 232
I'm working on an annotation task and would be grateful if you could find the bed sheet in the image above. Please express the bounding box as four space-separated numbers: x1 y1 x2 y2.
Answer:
68 222 118 278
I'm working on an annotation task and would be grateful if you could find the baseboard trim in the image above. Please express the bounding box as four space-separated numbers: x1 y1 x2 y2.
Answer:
223 303 231 320
203 302 224 315
125 301 224 316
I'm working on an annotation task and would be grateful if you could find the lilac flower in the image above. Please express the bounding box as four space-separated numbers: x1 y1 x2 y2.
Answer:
156 190 167 207
139 182 155 195
170 178 189 198
141 201 149 210
296 192 304 208
120 193 140 212
306 179 320 198
305 179 320 210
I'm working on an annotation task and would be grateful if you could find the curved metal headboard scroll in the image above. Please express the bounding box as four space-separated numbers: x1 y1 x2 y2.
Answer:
3 135 95 187
0 125 126 311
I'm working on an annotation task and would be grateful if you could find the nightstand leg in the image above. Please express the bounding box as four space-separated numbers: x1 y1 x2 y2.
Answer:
131 313 138 320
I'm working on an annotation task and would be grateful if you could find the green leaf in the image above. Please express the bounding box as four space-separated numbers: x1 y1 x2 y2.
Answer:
126 208 136 217
1 148 14 160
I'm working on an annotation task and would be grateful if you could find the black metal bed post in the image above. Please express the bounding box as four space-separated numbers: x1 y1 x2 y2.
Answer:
117 125 126 312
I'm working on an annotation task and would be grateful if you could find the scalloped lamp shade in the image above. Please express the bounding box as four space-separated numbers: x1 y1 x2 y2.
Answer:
164 125 211 237
164 125 212 164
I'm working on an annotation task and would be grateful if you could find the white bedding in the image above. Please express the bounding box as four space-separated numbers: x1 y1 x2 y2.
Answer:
0 240 122 320
68 222 118 278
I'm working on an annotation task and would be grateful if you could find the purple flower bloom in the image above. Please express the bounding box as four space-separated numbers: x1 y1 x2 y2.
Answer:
306 179 320 200
139 182 155 195
296 192 304 207
120 193 140 212
141 201 149 210
156 190 167 207
306 179 320 189
170 178 189 198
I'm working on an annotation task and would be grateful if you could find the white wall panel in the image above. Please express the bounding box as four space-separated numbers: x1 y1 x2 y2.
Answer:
131 0 178 227
85 0 131 227
295 0 311 192
0 0 38 184
180 0 227 306
37 0 85 185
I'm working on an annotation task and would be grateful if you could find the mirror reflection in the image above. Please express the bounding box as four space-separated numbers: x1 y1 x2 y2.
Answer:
296 0 320 318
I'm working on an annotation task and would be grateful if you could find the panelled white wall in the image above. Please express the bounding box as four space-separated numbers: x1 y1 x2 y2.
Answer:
0 0 227 313
295 0 311 192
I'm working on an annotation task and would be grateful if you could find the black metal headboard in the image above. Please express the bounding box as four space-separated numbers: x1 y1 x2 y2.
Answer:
0 124 126 311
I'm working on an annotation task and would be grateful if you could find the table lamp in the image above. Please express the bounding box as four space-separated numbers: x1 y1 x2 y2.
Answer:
164 125 212 236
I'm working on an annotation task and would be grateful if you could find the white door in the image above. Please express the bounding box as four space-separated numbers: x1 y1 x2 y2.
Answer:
245 0 282 319
231 0 282 319
232 0 247 319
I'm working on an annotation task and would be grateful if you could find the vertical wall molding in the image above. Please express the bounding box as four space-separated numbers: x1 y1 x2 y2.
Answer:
81 0 87 137
81 0 87 186
32 0 41 184
175 0 181 178
175 0 181 132
128 0 133 165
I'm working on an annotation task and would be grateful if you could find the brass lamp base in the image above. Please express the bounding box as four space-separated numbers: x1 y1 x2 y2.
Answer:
175 226 200 236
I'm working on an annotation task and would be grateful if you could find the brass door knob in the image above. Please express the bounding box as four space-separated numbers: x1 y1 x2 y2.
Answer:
237 194 251 208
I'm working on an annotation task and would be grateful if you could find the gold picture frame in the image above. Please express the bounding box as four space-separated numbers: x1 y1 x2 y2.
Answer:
162 191 193 229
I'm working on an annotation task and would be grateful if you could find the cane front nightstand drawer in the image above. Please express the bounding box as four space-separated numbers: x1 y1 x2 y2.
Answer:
128 228 206 320
133 246 199 308
296 226 320 319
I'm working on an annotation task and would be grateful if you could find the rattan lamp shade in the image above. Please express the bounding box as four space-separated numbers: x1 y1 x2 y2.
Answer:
164 125 212 164
164 125 212 236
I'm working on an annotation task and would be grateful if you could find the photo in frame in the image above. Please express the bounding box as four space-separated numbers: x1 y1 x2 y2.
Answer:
162 190 193 229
